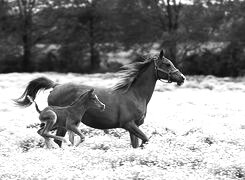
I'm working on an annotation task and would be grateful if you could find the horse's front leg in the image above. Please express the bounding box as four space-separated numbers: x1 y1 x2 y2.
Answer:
129 133 139 148
130 115 145 148
124 121 149 148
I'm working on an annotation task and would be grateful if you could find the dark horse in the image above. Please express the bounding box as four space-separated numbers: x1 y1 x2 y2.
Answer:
15 50 185 148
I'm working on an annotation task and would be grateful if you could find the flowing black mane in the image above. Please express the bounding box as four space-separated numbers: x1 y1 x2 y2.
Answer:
113 54 158 92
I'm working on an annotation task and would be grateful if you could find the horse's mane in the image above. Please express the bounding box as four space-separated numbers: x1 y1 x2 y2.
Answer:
113 54 157 92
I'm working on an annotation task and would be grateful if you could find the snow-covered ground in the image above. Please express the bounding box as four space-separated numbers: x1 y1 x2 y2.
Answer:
0 73 245 179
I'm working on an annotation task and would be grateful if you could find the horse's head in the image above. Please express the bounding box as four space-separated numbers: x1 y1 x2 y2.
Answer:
154 50 185 86
83 89 105 111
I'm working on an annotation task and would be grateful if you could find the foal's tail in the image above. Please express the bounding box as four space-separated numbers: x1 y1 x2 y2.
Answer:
27 95 41 114
13 77 58 107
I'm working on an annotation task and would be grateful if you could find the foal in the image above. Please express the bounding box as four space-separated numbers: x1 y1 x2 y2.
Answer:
28 89 105 147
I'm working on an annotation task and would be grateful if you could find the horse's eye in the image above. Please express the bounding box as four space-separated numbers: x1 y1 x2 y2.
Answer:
166 63 171 67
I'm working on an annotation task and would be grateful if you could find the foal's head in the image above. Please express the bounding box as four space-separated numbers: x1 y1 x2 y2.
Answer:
76 89 105 111
154 50 185 86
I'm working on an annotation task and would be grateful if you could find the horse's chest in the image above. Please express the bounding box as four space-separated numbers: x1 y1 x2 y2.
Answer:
135 107 146 125
122 100 146 125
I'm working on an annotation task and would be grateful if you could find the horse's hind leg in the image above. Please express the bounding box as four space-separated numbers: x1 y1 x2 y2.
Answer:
124 122 148 148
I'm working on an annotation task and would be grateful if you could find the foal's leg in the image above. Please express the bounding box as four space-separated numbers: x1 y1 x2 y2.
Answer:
68 130 75 145
37 125 55 148
124 121 148 148
40 110 67 144
66 121 85 147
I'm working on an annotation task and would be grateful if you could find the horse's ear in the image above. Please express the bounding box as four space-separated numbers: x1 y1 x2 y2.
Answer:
159 50 164 59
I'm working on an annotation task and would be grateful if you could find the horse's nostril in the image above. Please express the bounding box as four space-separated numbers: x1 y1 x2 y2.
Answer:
101 104 105 111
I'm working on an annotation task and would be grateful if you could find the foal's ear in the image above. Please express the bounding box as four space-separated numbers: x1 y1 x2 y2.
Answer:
159 49 164 59
88 88 94 94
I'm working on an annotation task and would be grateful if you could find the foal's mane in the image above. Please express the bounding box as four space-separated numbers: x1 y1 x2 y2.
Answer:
69 91 88 106
113 54 157 92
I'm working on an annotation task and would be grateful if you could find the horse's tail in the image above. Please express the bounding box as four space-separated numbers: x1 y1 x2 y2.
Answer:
27 95 41 114
14 77 58 107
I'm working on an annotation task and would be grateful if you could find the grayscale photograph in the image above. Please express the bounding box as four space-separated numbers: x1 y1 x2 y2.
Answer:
0 0 245 179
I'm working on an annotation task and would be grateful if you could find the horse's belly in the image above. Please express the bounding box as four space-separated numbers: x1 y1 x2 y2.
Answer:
82 110 118 129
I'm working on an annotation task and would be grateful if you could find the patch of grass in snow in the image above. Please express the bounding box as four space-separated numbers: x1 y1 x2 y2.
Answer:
203 137 215 145
91 143 110 151
213 166 245 179
26 123 41 129
19 137 44 152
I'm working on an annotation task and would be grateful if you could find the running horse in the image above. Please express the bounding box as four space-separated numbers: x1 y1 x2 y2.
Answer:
15 50 185 148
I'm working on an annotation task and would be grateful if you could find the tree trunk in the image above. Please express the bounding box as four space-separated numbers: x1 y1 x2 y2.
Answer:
163 0 181 66
89 16 100 72
18 0 34 72
168 42 177 65
22 31 31 72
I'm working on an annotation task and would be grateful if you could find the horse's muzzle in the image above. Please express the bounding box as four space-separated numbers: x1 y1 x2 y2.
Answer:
100 104 106 111
177 74 185 86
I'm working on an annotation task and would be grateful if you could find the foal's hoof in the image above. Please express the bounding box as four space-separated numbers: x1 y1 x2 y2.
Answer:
75 143 81 147
62 138 68 144
45 140 59 149
75 141 83 147
75 138 85 147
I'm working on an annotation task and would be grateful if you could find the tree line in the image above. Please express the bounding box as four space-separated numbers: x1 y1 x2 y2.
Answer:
0 0 244 76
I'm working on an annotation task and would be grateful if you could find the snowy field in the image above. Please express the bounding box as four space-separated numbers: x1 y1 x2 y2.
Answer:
0 72 245 180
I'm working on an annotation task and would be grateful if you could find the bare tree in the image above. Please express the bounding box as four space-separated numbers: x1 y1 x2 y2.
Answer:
17 0 36 71
151 0 182 64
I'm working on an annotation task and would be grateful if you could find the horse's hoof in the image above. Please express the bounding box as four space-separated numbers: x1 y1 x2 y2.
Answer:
140 141 148 149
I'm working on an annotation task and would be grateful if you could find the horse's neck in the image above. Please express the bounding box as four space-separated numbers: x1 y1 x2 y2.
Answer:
129 61 157 104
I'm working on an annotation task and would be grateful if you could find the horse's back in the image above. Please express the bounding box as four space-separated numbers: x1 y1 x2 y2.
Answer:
48 83 89 106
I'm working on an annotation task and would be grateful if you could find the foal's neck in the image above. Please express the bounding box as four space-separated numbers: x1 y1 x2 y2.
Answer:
68 102 87 119
130 61 157 104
